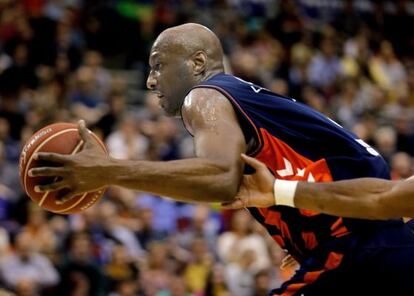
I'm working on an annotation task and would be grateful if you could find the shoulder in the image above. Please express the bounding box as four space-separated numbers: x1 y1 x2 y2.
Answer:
182 87 230 111
181 87 237 135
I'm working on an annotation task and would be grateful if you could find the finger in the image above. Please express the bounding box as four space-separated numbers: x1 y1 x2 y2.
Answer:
284 260 297 269
35 152 70 164
29 167 67 177
281 255 291 268
35 181 69 193
78 119 93 146
241 154 267 171
281 260 293 270
221 198 246 210
282 255 294 264
281 260 291 270
281 255 297 270
55 190 77 204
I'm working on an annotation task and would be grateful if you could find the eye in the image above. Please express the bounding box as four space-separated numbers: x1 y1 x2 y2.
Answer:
154 63 162 71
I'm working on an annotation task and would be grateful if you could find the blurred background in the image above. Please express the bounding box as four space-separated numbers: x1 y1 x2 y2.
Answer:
0 0 413 295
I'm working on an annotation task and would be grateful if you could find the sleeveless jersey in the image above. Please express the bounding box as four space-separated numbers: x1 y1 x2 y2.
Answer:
190 73 397 265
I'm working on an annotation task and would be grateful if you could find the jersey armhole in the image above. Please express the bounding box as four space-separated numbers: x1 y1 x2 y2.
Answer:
179 105 194 137
188 85 264 156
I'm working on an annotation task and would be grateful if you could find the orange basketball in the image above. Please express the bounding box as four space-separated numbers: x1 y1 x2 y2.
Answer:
19 122 108 214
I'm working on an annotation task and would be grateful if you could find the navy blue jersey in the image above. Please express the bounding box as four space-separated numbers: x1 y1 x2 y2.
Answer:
189 73 411 295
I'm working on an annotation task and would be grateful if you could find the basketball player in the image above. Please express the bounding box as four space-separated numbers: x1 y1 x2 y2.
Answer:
222 154 414 219
30 23 414 295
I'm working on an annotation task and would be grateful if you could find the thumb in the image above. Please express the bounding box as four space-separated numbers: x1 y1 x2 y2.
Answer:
241 154 267 171
78 119 93 145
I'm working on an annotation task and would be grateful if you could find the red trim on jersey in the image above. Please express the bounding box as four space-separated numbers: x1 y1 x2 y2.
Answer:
325 252 344 270
255 128 334 182
301 231 318 250
280 283 307 296
331 217 350 237
276 252 344 295
299 209 320 217
272 235 285 248
264 211 292 241
331 226 350 238
254 129 353 231
304 270 323 282
258 207 268 217
331 217 344 231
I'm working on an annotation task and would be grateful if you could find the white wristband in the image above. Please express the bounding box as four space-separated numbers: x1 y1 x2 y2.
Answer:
274 179 298 207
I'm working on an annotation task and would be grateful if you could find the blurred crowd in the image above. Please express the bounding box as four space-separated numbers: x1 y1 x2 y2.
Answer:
0 0 413 295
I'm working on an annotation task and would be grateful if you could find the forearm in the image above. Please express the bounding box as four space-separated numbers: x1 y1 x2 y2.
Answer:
294 178 400 220
105 157 241 202
231 154 413 219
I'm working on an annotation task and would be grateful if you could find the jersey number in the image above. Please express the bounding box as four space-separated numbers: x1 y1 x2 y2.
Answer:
355 139 380 156
235 77 264 93
328 117 380 157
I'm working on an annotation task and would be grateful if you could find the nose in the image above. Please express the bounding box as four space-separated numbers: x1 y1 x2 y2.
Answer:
146 73 157 90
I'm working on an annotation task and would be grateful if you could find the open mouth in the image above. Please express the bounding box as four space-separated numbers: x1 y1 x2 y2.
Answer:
155 93 166 108
153 91 164 100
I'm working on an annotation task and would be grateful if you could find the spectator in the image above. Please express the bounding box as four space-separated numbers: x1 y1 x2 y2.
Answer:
204 264 231 296
0 141 20 202
224 249 256 296
253 269 272 296
106 114 149 160
176 204 219 253
0 232 59 292
369 41 407 93
307 38 342 92
108 279 141 296
82 50 112 98
391 152 413 180
373 126 397 165
20 205 56 255
98 202 145 260
140 242 172 295
57 232 104 296
104 244 139 293
68 67 106 124
95 92 127 139
217 210 271 273
183 238 212 294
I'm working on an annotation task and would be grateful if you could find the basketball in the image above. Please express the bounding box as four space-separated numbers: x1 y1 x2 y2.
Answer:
19 122 108 214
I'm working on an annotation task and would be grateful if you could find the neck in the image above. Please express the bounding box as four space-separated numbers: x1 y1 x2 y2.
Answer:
198 68 223 84
205 69 223 80
175 68 224 117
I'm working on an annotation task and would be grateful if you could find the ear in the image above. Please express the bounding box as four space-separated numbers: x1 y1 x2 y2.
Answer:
192 51 207 75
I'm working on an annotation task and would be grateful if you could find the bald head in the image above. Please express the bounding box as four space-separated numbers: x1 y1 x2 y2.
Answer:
153 23 224 73
147 23 225 116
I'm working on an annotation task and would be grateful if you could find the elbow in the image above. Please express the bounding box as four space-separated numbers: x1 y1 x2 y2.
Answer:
214 175 239 202
199 158 242 202
219 184 238 202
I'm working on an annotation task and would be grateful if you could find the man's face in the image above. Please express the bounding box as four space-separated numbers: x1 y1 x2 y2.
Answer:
147 44 195 116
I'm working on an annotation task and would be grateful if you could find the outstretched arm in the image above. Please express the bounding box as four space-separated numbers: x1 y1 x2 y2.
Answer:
30 88 246 203
222 154 414 220
296 178 411 219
